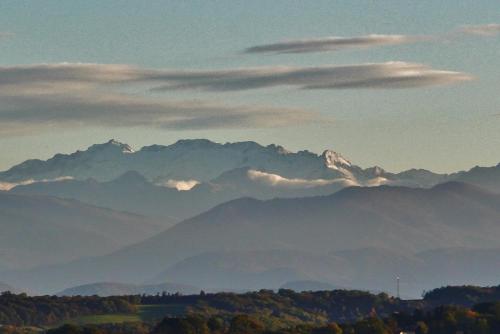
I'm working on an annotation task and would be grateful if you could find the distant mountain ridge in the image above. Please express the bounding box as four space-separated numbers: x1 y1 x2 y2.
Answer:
5 181 499 296
0 192 170 270
5 139 500 220
10 168 354 220
0 282 20 293
0 139 451 188
3 138 499 190
0 139 363 183
56 282 200 297
1 139 499 297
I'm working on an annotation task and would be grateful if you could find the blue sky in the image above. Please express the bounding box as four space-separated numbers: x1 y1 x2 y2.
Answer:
0 1 499 172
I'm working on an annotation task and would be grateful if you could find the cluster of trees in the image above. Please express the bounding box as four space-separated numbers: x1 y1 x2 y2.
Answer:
0 293 137 327
43 323 151 334
42 302 500 334
391 302 500 334
1 285 499 333
423 285 500 307
144 304 500 334
141 289 421 327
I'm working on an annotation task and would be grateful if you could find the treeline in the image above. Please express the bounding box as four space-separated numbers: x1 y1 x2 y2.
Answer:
0 285 498 330
0 292 138 327
423 285 500 306
141 289 423 326
41 302 500 334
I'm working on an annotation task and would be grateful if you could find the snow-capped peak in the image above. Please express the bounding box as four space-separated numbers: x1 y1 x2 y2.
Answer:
88 139 134 154
321 150 351 170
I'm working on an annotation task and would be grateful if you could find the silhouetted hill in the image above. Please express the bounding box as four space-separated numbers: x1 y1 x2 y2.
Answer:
0 192 167 270
57 282 200 297
5 182 499 295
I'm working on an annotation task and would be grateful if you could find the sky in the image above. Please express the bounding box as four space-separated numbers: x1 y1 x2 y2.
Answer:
0 1 499 173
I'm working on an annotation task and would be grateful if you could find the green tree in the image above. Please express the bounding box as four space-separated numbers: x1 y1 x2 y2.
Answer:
152 316 209 334
228 315 264 334
207 316 226 334
471 318 489 334
415 321 429 334
353 317 389 334
46 324 83 334
312 323 342 334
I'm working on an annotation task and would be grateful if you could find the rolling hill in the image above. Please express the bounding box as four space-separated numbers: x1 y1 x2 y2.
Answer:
11 168 352 220
57 282 200 297
5 182 499 295
0 192 170 270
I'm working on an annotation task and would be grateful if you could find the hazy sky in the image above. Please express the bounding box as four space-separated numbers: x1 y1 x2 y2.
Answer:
0 1 499 173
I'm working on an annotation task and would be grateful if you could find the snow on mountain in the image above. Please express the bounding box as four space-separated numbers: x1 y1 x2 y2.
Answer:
322 150 352 169
4 139 499 196
0 139 373 184
0 139 441 188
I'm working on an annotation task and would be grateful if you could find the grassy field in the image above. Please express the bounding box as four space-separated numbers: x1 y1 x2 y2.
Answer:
53 304 188 328
63 313 141 325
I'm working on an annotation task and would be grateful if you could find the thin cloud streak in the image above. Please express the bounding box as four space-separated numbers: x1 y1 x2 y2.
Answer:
0 63 324 136
0 61 471 136
0 32 14 38
245 34 425 54
0 62 471 93
0 62 471 136
456 23 500 36
150 62 472 91
0 93 320 134
244 23 500 54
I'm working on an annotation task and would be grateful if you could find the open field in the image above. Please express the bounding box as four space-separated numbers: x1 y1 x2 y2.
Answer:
52 304 187 328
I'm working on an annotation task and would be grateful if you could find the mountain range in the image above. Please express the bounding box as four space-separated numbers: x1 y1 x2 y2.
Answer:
0 139 499 297
3 181 499 297
4 139 500 220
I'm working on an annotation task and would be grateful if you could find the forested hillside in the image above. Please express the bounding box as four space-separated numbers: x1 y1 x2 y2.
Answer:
2 286 500 334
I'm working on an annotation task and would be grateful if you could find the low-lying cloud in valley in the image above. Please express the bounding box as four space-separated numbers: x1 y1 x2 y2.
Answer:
0 176 74 191
160 179 200 191
247 169 358 189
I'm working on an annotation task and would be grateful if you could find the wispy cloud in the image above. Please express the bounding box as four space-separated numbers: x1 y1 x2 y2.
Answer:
0 62 470 93
150 62 471 91
456 23 500 36
0 32 14 40
0 63 322 136
0 61 471 136
244 23 500 54
245 34 425 54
